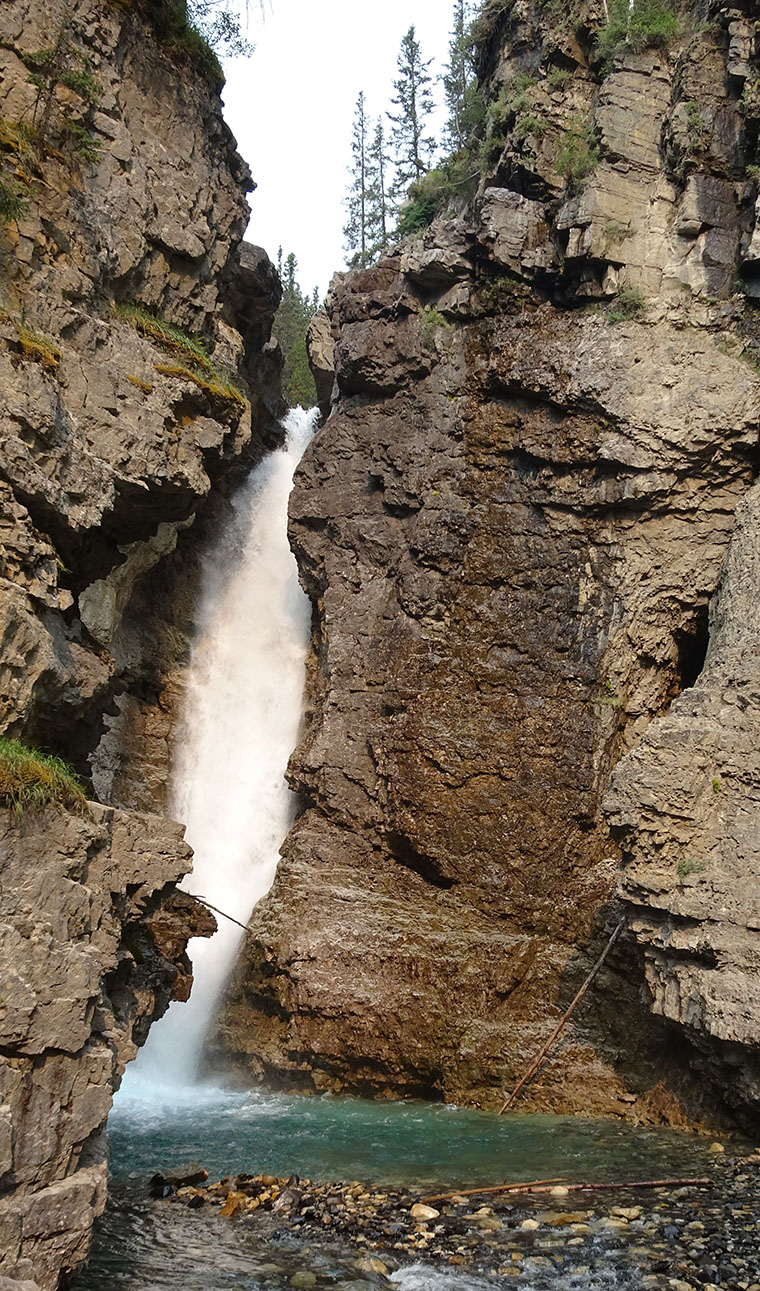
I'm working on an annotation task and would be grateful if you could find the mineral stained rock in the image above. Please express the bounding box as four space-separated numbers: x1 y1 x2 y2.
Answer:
216 0 760 1128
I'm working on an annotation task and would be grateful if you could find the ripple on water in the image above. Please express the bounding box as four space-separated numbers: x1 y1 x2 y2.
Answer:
108 1080 717 1190
71 1083 743 1291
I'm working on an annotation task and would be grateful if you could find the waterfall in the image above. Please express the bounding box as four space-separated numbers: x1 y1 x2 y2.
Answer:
125 406 316 1090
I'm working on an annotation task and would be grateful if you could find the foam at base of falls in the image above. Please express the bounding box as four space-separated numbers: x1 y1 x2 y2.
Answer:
124 407 317 1090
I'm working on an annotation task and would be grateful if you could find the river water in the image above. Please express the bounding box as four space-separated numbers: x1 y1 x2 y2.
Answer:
71 1085 742 1291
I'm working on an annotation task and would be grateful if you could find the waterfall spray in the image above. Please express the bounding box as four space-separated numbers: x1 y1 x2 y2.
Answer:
126 407 316 1089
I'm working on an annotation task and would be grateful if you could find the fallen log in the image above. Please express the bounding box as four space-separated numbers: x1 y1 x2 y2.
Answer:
419 1175 713 1205
419 1178 566 1204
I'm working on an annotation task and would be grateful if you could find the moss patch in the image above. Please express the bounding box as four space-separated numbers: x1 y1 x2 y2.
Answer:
13 322 61 370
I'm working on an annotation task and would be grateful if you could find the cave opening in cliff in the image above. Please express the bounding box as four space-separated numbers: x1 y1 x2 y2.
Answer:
674 604 710 694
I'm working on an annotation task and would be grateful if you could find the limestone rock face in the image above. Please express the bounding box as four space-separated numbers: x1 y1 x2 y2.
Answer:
471 0 758 302
606 481 760 1128
0 0 283 784
0 802 215 1289
0 1 281 1284
215 0 760 1127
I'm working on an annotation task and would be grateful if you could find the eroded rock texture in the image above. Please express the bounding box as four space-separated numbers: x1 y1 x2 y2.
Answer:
0 0 281 1284
0 0 283 801
0 802 214 1290
607 480 760 1129
216 0 760 1127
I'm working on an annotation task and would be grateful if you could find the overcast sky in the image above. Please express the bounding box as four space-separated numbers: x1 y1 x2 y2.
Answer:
220 0 454 297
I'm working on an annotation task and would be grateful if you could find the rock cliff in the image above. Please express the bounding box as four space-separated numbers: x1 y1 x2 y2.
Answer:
0 0 283 805
216 0 760 1128
0 0 282 1285
0 802 214 1290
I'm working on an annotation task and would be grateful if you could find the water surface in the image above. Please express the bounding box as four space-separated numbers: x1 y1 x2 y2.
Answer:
111 1077 715 1189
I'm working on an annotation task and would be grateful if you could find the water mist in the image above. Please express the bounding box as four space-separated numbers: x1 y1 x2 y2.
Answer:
124 407 316 1091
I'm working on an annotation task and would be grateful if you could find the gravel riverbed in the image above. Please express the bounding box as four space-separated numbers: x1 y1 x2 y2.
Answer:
130 1149 760 1290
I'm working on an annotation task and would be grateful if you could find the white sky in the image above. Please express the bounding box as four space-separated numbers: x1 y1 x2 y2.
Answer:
220 0 454 297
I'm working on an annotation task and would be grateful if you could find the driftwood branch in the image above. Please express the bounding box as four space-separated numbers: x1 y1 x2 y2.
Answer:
533 1177 713 1194
419 1176 712 1205
419 1178 566 1204
190 894 250 933
498 918 627 1115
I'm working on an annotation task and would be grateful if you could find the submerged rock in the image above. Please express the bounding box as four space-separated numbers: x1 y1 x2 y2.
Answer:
150 1164 210 1197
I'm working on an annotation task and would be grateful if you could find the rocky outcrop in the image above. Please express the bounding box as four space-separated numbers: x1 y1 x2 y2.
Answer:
0 801 214 1289
0 0 283 1284
606 480 760 1129
0 0 283 795
216 0 760 1128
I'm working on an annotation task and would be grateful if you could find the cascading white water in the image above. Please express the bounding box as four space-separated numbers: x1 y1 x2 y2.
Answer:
125 406 316 1090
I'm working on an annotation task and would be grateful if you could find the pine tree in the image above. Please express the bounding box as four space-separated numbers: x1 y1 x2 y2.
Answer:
442 0 476 151
186 1 254 56
387 25 436 195
343 92 371 269
273 248 318 409
366 117 393 259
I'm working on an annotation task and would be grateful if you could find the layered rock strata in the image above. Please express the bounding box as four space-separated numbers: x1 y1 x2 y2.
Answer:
216 0 760 1127
0 0 282 1284
606 480 760 1128
0 0 282 802
0 802 214 1290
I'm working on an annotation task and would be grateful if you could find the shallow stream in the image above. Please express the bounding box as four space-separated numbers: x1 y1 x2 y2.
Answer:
70 1084 757 1291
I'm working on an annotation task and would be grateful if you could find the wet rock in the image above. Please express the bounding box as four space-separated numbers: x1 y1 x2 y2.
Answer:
0 805 213 1288
150 1163 209 1196
353 1256 389 1274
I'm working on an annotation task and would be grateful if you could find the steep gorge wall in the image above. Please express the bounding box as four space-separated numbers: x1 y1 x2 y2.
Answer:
0 2 282 1285
0 0 283 799
216 0 760 1128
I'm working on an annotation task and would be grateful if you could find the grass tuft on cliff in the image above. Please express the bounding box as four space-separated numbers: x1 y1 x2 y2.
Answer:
115 303 245 409
0 738 88 816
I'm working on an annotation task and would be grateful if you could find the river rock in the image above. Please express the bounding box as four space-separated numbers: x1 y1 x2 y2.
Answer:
410 1204 440 1222
150 1163 210 1196
353 1256 389 1274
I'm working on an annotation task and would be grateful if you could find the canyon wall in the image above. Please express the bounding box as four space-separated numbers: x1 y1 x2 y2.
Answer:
0 1 281 1285
216 0 760 1129
0 803 214 1290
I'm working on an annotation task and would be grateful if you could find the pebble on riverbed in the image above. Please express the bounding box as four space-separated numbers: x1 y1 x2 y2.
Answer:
157 1153 760 1286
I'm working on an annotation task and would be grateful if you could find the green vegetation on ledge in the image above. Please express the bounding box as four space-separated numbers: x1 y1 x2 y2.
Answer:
596 0 679 70
116 303 246 408
111 0 253 87
0 738 88 816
